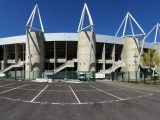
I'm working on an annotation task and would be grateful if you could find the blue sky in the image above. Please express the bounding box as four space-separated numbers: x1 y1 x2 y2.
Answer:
0 0 160 42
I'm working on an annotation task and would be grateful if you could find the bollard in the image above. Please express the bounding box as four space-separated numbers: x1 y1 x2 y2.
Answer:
144 71 146 84
128 71 130 82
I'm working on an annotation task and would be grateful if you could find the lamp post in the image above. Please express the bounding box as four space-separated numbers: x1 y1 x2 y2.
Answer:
134 50 138 83
153 64 157 84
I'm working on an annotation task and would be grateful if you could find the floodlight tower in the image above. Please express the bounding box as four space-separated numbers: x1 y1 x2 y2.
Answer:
115 12 145 38
25 4 45 80
77 3 96 72
115 12 146 79
138 23 160 66
138 23 160 71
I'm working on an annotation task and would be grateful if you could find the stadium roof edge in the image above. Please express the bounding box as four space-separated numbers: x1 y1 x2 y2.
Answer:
0 33 155 49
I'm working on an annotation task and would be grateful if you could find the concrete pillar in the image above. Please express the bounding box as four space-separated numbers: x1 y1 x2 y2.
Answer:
1 61 4 70
65 41 67 60
121 37 139 79
77 31 96 72
25 32 45 80
54 41 56 69
102 43 106 70
15 44 21 63
112 44 115 62
2 45 9 70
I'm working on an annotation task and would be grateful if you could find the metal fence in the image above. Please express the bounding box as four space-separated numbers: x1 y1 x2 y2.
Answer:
4 70 96 82
111 71 160 85
3 70 160 84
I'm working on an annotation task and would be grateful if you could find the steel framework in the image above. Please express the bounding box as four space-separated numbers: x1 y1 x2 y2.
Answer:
115 12 145 38
77 3 94 33
138 23 160 67
26 4 44 32
115 12 147 70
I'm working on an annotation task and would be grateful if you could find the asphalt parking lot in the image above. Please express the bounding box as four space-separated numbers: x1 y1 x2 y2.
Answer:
0 79 160 120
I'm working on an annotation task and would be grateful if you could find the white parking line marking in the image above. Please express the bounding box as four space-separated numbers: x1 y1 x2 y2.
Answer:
0 84 29 94
122 88 153 95
0 92 153 105
69 85 81 104
30 85 49 102
90 85 124 100
0 83 15 87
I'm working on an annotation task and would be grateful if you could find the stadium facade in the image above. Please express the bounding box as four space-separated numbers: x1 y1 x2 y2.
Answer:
0 4 159 80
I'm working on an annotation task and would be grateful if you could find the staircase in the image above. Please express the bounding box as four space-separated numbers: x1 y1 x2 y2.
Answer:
100 60 125 74
54 60 74 74
46 60 75 75
2 60 25 73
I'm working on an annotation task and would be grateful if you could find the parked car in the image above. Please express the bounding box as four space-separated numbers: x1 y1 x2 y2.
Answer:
78 73 86 81
0 73 5 78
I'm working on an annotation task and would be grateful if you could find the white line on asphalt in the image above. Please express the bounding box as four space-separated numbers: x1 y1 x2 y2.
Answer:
0 91 153 105
90 85 124 100
0 83 15 87
30 85 49 102
0 84 29 94
69 85 81 104
122 88 153 95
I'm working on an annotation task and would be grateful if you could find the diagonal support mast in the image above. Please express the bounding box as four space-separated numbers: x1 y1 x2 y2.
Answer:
115 12 146 70
25 4 44 79
26 4 44 32
77 3 94 32
115 12 145 38
77 3 95 70
138 23 160 67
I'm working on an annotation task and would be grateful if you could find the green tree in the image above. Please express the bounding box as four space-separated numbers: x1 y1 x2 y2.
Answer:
143 49 160 68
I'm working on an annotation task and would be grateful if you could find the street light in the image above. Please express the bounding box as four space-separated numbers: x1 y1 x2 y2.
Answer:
134 50 138 83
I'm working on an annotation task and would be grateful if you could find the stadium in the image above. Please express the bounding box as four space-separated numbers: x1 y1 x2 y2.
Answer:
0 4 158 80
2 2 160 120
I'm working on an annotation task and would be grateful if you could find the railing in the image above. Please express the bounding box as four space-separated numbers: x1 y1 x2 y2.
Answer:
45 60 74 75
2 60 25 73
110 71 160 85
100 60 125 74
53 60 74 74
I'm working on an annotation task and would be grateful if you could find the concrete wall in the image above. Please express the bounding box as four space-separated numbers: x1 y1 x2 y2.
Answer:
25 32 45 79
1 45 9 70
77 31 96 72
15 44 21 63
121 37 140 79
121 37 139 71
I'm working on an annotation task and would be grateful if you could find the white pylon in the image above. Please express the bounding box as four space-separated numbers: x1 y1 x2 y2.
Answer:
26 4 44 32
138 23 160 68
151 23 160 43
25 4 44 78
77 3 94 32
115 12 146 38
77 3 95 71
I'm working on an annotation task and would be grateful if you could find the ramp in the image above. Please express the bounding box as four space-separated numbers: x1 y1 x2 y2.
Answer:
100 61 125 74
54 60 74 74
46 60 75 76
2 60 25 73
